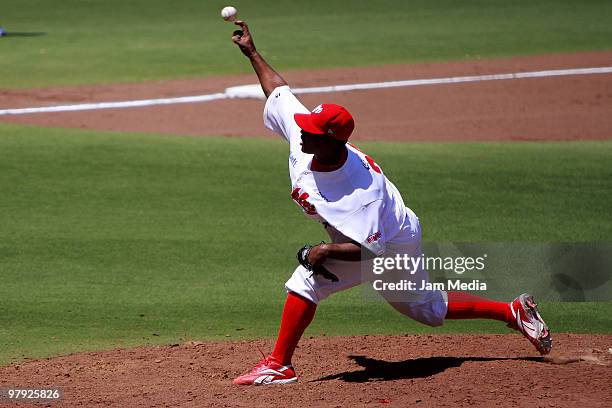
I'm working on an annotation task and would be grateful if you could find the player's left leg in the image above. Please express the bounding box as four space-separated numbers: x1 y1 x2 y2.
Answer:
269 291 316 365
233 291 314 385
233 260 363 385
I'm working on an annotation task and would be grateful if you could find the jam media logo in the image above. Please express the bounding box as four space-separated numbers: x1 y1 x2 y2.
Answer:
364 242 612 302
291 187 317 215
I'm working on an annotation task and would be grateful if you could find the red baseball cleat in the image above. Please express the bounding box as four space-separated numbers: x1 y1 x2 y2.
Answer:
233 356 297 385
508 293 552 354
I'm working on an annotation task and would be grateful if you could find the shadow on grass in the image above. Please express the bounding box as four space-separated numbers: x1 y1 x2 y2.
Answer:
3 32 46 37
313 355 543 383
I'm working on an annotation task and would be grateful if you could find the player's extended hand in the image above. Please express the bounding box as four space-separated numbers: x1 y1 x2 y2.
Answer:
232 20 257 57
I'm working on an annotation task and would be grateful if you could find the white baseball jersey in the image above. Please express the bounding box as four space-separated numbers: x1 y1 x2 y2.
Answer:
263 86 417 256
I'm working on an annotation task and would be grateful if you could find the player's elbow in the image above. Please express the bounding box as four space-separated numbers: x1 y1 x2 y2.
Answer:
262 78 288 98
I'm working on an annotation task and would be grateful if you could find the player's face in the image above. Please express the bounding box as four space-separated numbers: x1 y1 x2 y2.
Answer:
300 131 320 154
301 131 343 157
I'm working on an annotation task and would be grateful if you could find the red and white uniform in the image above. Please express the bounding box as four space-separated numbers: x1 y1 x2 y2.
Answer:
264 86 447 326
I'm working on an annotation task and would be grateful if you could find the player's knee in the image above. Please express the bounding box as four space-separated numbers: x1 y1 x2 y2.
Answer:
285 266 321 304
388 300 446 327
424 315 445 327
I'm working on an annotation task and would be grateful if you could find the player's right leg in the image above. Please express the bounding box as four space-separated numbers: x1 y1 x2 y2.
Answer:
446 291 552 354
375 241 552 354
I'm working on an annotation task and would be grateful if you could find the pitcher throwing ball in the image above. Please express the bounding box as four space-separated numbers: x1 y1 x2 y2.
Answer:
230 20 552 386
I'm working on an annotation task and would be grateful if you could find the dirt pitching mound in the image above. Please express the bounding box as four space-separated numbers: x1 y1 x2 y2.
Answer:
1 334 610 407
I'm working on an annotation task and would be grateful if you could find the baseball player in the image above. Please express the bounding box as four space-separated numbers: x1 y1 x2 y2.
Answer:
230 20 552 386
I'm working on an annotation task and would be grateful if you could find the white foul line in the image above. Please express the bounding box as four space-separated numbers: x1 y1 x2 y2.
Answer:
0 93 228 115
1 66 611 116
292 67 612 94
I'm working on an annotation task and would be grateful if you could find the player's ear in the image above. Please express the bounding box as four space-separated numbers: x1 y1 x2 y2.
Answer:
331 136 347 148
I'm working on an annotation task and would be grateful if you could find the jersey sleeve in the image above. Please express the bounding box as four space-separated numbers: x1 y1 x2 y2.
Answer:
263 85 309 151
334 199 387 257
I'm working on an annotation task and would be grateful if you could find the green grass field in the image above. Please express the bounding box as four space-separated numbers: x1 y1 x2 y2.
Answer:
0 124 610 365
1 0 611 88
0 0 611 366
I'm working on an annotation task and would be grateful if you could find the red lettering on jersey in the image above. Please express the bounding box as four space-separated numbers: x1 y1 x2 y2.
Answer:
291 187 317 215
348 143 382 174
367 231 382 243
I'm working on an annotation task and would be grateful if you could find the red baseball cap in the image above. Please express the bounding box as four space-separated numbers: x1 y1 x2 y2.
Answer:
294 104 355 141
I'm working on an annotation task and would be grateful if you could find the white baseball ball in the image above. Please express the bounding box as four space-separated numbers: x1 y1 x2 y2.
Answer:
221 6 238 22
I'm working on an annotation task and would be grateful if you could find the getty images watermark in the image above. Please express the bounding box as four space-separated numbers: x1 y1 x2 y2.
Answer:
370 253 489 292
362 242 612 302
